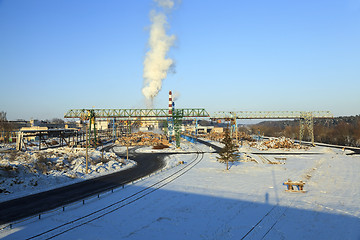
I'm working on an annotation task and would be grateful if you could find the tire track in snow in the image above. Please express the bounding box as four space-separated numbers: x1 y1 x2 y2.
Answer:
241 154 328 239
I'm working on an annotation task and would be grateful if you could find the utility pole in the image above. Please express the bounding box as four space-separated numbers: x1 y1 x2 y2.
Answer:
101 142 104 162
112 118 116 142
85 122 89 174
233 113 238 142
195 118 198 137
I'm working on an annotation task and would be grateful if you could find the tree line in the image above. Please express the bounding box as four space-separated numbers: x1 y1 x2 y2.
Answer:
247 115 360 147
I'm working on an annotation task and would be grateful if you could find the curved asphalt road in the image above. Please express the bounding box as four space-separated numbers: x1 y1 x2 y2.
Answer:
0 146 165 225
0 140 221 225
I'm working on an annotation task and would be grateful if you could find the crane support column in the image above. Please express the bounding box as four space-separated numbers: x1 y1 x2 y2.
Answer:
299 112 314 146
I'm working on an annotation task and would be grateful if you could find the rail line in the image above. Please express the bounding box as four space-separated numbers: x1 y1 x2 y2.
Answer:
241 155 317 239
239 202 293 240
25 144 205 240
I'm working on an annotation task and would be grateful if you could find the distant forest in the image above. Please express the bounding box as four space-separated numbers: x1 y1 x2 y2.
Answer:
245 115 360 147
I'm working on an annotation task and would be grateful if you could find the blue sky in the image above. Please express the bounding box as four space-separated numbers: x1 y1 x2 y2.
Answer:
0 0 359 120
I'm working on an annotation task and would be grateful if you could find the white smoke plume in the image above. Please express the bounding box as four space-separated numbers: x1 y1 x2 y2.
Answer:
142 0 176 108
172 90 180 101
154 0 174 9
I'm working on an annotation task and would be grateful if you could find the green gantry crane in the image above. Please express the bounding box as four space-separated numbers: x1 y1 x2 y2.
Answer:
64 108 210 148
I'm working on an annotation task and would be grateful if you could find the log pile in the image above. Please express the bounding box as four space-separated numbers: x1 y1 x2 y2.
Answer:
250 137 303 150
238 132 254 141
203 131 253 142
115 132 169 147
205 132 225 142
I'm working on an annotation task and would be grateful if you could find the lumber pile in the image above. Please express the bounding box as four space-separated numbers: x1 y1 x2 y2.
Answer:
115 132 169 147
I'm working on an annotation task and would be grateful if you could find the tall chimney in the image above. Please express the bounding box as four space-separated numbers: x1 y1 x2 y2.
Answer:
169 90 173 116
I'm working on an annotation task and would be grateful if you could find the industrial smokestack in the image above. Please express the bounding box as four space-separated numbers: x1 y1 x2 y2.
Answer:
142 0 176 108
168 90 175 138
169 90 173 116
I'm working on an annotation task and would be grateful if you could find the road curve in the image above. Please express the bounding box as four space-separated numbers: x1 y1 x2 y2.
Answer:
0 146 165 225
0 140 222 225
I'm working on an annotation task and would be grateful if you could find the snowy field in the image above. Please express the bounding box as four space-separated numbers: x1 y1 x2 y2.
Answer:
1 140 359 239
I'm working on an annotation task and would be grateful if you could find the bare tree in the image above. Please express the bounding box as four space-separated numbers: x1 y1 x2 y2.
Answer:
0 111 14 142
0 111 6 122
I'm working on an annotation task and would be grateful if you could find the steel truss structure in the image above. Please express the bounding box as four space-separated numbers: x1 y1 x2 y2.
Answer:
211 111 333 145
64 108 209 119
173 109 184 148
64 108 210 148
211 111 333 119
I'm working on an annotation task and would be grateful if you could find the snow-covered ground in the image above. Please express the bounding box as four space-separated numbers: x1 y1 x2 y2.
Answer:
0 140 209 204
0 145 136 203
134 139 216 154
1 140 359 239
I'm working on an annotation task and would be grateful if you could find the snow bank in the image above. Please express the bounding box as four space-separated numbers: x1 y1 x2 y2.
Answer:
0 147 135 203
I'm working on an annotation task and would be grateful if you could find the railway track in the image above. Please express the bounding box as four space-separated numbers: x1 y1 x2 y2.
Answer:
24 144 205 240
240 203 291 240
